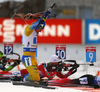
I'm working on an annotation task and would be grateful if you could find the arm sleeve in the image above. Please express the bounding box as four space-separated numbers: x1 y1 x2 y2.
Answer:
4 61 19 71
30 8 51 30
4 65 14 71
29 19 40 30
39 64 57 79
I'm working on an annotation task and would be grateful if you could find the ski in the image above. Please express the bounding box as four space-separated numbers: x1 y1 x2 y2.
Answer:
0 77 11 82
12 81 56 89
48 82 99 89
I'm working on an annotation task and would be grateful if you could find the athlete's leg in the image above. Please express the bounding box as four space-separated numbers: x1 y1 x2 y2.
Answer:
22 55 40 81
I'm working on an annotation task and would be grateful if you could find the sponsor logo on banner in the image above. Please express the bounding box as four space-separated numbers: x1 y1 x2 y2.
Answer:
0 18 82 44
86 19 100 44
0 18 27 43
38 19 82 44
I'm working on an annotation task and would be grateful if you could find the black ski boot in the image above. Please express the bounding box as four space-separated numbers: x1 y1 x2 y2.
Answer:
11 76 23 81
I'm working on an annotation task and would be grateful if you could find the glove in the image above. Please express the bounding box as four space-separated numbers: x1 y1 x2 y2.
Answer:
50 3 57 9
14 60 21 65
17 60 21 64
23 13 31 20
93 84 100 89
56 66 62 72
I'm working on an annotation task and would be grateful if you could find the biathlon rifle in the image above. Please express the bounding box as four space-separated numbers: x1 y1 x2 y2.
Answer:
64 60 94 66
1 52 21 65
57 60 95 72
57 60 79 71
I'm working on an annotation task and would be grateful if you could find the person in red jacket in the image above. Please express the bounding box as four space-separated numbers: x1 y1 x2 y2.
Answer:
38 55 78 79
38 55 59 79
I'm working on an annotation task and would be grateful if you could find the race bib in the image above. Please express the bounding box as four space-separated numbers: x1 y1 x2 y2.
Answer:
12 71 21 77
79 77 88 84
25 57 32 67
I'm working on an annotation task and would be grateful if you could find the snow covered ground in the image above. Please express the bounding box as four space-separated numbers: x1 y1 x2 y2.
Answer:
0 82 89 92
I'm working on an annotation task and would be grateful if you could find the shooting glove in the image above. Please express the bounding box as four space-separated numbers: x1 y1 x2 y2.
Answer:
14 60 21 65
56 65 63 72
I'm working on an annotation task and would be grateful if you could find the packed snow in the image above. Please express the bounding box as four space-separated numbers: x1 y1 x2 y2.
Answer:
0 82 89 92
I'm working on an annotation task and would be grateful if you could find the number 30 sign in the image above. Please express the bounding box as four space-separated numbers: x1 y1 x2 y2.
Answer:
86 47 96 62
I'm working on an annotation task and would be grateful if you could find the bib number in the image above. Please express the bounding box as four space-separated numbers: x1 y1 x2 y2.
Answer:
25 57 32 66
79 77 88 84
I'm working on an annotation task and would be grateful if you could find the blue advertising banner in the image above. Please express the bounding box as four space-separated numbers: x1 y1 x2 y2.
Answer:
86 19 100 44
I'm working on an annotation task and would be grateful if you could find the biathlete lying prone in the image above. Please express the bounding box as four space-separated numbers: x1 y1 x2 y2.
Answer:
48 73 100 88
0 51 20 73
